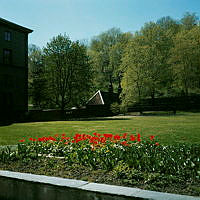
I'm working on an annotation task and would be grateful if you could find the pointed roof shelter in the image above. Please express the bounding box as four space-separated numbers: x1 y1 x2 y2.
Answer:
87 90 119 106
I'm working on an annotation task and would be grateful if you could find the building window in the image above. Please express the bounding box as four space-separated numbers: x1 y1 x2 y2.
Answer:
3 49 12 65
5 31 11 41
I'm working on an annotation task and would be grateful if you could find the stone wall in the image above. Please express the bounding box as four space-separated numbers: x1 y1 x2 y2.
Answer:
0 170 199 200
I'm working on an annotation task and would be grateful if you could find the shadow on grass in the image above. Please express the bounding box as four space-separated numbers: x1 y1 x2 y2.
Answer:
3 110 199 124
140 113 176 116
67 117 131 121
20 117 130 123
137 111 183 117
0 116 130 124
187 109 200 113
0 121 13 127
140 110 200 116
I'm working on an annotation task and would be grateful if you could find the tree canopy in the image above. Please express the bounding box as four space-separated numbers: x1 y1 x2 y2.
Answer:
43 34 92 111
28 12 200 111
29 34 92 110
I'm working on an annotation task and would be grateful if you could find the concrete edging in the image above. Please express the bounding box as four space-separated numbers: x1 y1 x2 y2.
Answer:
0 170 199 200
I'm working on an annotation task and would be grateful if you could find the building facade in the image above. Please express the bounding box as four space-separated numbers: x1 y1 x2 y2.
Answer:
0 18 32 121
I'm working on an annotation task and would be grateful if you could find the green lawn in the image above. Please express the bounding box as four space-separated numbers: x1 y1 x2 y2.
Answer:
0 111 200 145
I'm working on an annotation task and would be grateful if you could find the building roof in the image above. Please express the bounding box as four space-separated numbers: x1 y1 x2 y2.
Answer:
0 17 33 33
87 90 119 106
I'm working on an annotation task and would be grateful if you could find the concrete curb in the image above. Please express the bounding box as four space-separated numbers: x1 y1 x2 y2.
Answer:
0 170 199 200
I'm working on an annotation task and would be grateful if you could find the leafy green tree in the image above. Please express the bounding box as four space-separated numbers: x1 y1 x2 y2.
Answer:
28 44 47 108
120 38 147 106
120 22 175 107
156 16 180 37
139 23 173 97
89 28 127 91
169 26 200 95
43 34 92 111
180 12 199 30
109 32 133 86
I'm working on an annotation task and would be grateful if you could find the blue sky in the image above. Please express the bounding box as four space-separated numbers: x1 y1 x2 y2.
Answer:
1 0 200 48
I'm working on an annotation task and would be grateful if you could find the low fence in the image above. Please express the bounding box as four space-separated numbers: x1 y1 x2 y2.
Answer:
0 170 199 200
128 95 200 113
26 106 114 122
27 109 65 122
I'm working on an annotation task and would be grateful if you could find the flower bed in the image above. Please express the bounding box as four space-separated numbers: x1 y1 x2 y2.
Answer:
0 133 200 196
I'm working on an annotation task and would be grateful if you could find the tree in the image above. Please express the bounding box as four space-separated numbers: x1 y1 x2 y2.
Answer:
109 32 133 85
169 26 200 95
89 28 126 91
138 22 173 98
157 16 178 29
43 34 92 111
120 22 175 107
28 44 47 108
180 12 199 30
156 16 180 36
120 37 148 106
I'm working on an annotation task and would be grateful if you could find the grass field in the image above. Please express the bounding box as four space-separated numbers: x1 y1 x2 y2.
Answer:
0 111 200 145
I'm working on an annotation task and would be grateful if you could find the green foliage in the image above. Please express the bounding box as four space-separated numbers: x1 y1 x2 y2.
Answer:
28 44 48 108
43 34 92 110
0 147 17 162
121 22 175 105
169 26 200 95
0 132 199 196
27 13 200 112
4 134 199 180
89 28 131 92
180 12 199 30
156 16 180 34
27 13 200 113
120 13 200 108
120 38 148 104
110 102 120 115
119 103 128 115
29 35 93 110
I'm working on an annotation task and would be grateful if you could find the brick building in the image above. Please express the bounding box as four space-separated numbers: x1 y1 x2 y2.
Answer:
0 18 33 121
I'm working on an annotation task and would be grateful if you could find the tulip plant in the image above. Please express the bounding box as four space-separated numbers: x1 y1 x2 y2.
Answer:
0 132 199 180
11 132 199 179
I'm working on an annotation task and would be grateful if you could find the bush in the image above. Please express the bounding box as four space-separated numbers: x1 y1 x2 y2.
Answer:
120 104 128 115
110 102 120 115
